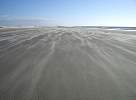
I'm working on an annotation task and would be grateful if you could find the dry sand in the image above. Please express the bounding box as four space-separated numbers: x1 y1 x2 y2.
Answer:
0 27 136 100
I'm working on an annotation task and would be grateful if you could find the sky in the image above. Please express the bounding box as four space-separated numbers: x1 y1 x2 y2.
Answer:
0 0 136 26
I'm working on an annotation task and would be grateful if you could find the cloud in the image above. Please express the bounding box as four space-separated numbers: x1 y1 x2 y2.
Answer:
0 15 56 27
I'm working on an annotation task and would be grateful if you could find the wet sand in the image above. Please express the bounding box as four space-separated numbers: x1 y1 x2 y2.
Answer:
0 27 136 100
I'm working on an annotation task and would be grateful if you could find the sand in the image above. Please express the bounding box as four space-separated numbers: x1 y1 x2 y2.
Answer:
0 27 136 100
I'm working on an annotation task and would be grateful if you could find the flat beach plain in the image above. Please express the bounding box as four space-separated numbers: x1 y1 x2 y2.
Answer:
0 27 136 100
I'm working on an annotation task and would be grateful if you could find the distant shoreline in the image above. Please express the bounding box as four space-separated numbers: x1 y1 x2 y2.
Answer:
0 26 136 30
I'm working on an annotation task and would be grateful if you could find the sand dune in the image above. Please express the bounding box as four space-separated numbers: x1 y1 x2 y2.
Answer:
0 27 136 100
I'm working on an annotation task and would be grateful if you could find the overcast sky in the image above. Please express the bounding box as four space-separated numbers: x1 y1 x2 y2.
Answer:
0 0 136 26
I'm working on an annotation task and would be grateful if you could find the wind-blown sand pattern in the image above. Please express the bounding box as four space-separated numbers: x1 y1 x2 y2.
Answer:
0 27 136 100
